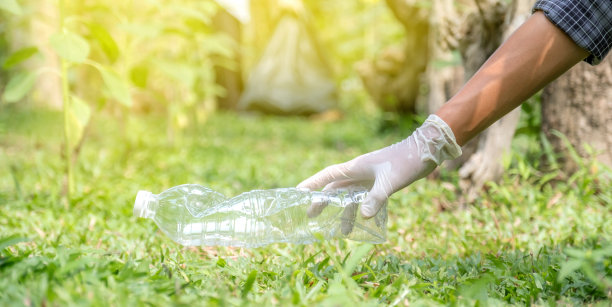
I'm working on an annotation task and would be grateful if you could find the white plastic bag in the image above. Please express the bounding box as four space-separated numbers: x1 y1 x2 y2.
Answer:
238 13 336 115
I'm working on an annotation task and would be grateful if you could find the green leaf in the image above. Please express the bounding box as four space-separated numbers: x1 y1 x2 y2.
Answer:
50 32 90 63
120 23 161 38
551 130 584 167
89 23 119 63
241 270 257 298
66 95 91 149
532 273 544 290
156 61 196 88
3 47 39 69
557 259 583 281
580 262 606 289
0 0 22 15
129 64 149 88
203 33 235 58
305 280 324 301
216 257 226 268
71 95 91 128
2 71 36 103
592 245 612 258
168 5 212 24
459 274 494 303
343 244 372 275
95 65 132 107
565 248 586 259
0 235 29 251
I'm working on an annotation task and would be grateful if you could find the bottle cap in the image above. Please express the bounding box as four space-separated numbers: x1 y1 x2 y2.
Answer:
134 190 153 218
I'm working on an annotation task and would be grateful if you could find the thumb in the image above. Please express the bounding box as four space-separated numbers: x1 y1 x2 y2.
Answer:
360 170 393 218
360 181 390 219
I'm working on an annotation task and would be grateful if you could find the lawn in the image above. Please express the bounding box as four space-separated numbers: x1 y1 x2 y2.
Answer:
1 105 611 306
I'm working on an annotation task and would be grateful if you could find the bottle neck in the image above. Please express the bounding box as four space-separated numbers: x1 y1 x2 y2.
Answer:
134 191 157 219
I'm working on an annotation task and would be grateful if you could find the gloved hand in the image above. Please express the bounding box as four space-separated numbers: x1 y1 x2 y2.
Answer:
297 114 462 218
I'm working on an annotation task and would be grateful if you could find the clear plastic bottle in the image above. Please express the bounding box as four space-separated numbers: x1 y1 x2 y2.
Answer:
133 184 387 248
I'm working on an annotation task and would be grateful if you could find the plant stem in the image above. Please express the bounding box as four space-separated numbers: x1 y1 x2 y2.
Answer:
59 0 73 202
61 60 73 200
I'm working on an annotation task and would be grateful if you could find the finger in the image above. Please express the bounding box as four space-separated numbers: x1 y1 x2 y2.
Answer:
340 202 358 235
321 179 373 193
360 193 388 219
309 179 369 219
297 163 353 191
360 177 391 219
307 201 328 218
307 199 329 218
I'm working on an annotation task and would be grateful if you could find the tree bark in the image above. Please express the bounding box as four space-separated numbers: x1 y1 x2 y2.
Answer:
376 1 528 192
541 56 612 172
455 0 534 199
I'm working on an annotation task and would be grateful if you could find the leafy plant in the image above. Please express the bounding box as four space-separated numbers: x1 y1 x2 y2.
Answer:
2 0 234 200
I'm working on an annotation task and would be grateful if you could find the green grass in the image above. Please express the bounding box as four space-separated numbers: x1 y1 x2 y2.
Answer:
1 105 611 306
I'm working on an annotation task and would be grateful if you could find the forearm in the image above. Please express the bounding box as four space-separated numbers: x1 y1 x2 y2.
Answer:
436 11 589 146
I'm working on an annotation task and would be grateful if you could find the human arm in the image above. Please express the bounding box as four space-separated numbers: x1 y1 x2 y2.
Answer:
299 11 589 218
437 11 588 145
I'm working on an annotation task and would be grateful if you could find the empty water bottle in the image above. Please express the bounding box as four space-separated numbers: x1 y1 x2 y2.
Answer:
133 184 387 248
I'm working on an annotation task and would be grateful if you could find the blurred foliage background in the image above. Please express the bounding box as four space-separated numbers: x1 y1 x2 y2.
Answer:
0 0 413 196
1 0 406 115
1 0 611 305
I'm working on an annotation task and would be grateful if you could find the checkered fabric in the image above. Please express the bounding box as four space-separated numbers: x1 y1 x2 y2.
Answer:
533 0 612 65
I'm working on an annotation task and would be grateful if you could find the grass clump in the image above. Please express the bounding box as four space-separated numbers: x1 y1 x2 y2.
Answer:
1 105 611 306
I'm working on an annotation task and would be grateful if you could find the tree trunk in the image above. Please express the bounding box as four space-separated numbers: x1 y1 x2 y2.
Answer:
541 56 612 172
404 0 533 198
455 0 534 199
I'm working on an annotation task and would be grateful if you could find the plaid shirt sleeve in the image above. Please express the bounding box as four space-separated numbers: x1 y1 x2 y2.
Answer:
533 0 612 65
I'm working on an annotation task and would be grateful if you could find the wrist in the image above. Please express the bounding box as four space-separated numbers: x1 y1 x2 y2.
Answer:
416 114 462 165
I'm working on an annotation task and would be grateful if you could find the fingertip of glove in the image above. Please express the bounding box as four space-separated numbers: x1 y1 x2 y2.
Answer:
360 208 375 219
306 207 317 218
307 203 323 218
296 182 312 190
360 199 378 219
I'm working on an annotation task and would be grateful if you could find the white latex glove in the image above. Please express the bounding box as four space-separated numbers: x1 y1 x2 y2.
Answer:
298 114 462 218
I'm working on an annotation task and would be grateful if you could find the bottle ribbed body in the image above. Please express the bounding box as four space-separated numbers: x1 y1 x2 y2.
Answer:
137 184 387 248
